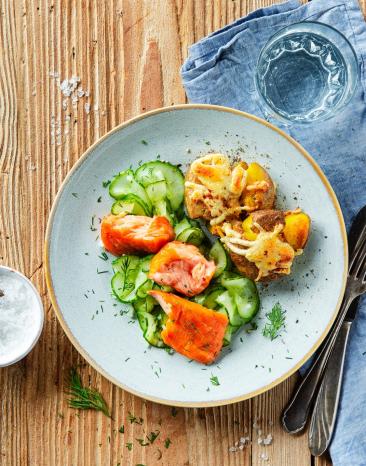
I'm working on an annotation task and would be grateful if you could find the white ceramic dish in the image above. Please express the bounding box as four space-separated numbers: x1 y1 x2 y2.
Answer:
45 105 347 407
0 266 44 367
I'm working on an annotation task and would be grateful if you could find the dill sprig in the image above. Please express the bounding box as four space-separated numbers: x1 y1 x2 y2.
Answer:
262 303 286 341
65 368 111 418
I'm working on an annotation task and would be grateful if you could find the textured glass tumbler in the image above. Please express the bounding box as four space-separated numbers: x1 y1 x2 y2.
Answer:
255 22 359 123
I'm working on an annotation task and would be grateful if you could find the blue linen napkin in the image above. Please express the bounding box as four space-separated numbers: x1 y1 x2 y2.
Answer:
182 0 366 463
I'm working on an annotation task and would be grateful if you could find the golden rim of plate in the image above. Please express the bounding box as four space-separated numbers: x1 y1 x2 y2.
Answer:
44 104 348 407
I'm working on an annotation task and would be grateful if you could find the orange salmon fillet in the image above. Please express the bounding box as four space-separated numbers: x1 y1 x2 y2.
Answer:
148 241 216 296
101 214 175 256
149 290 228 364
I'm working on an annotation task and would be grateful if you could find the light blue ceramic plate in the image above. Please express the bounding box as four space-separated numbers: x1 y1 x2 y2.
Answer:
45 105 347 407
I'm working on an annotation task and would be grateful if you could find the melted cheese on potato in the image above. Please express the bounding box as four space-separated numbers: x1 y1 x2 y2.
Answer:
221 224 295 280
190 154 232 195
186 154 248 223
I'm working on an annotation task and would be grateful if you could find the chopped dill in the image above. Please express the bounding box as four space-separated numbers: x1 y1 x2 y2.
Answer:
65 368 111 418
262 303 286 341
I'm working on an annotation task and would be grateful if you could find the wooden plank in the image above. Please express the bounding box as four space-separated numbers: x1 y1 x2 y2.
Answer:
0 1 365 465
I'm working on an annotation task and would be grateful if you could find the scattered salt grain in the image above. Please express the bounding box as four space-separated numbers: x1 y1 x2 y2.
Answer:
263 434 273 446
258 437 263 445
229 447 237 453
84 103 90 114
62 99 68 110
77 88 85 98
260 453 269 461
258 429 262 436
239 445 244 450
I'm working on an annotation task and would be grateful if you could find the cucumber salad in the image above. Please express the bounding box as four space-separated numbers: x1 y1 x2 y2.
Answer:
102 159 260 358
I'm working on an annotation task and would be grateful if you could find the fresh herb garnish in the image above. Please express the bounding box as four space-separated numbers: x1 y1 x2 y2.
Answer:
65 368 111 418
72 192 78 198
128 411 143 425
146 430 160 444
262 303 286 341
90 215 97 231
210 374 220 386
97 269 109 274
98 252 108 261
119 425 124 433
97 196 102 203
164 438 171 449
126 442 133 451
136 438 150 446
141 140 148 145
102 180 111 188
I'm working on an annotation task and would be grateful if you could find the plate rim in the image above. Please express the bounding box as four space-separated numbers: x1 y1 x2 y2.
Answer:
44 103 348 407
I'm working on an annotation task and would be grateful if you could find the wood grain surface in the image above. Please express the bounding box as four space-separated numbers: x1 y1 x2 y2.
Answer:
0 1 365 465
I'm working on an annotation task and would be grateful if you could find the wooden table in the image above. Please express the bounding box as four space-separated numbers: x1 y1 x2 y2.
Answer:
1 1 365 465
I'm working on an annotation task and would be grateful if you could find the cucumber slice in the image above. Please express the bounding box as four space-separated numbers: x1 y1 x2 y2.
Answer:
111 194 150 216
215 290 243 327
144 181 175 222
136 279 153 298
220 272 260 323
174 218 192 237
135 161 184 211
133 295 155 314
176 227 205 246
140 309 167 348
209 241 230 277
111 256 140 302
112 256 152 303
233 280 260 322
203 287 225 309
223 324 240 346
145 180 167 203
109 169 152 213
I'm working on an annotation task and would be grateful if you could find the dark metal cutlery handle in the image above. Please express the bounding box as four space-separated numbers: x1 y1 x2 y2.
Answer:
281 291 352 434
309 320 352 456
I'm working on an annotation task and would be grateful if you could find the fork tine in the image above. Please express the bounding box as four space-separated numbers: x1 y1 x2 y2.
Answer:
349 227 366 273
352 232 366 278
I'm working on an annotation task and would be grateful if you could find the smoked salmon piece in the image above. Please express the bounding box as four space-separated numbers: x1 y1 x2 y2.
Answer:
101 214 175 256
148 241 216 296
149 290 228 364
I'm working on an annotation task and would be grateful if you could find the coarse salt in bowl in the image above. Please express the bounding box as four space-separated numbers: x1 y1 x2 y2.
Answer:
0 266 44 367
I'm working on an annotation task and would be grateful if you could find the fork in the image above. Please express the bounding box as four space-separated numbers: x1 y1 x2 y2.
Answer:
282 217 366 434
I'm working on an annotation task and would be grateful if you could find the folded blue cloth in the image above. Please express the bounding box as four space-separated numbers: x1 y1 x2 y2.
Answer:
182 0 366 463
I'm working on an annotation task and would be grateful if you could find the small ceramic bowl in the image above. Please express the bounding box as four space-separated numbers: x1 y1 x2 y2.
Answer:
0 266 44 367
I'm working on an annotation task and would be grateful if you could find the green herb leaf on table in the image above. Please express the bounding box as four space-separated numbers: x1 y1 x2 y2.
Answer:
210 374 220 386
126 442 133 451
65 368 111 418
136 438 150 447
119 425 124 434
128 411 143 425
262 303 286 341
146 430 160 444
164 438 171 449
